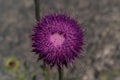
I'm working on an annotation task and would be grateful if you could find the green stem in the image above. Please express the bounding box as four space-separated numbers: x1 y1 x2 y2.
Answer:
58 66 63 80
43 63 50 80
42 62 50 80
45 66 50 80
34 0 40 21
34 0 50 80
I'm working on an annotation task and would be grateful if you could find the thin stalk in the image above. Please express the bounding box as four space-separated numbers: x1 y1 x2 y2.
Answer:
34 0 40 21
58 66 63 80
45 66 50 80
43 63 50 80
34 0 50 80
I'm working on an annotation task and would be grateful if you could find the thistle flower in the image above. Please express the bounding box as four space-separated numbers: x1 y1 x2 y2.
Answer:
32 14 84 67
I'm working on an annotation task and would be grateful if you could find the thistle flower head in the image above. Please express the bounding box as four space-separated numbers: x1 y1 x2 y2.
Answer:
32 14 84 67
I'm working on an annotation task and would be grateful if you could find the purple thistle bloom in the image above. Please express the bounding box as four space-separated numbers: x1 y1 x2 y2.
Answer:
32 14 84 67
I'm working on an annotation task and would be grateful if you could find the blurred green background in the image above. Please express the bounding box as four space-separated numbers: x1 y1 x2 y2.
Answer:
0 0 120 80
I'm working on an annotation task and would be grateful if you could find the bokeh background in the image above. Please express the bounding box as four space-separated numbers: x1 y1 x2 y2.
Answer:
0 0 120 80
